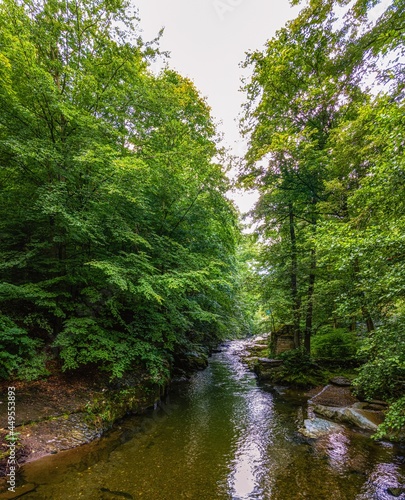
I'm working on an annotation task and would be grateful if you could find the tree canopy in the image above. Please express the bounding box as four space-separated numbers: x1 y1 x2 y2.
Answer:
0 0 248 383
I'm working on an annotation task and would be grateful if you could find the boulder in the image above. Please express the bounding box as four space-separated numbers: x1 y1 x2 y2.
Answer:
365 398 389 408
253 358 284 381
387 487 405 498
308 384 358 407
313 404 384 432
299 417 345 439
330 376 352 387
245 344 269 356
242 356 259 370
174 347 209 374
0 483 37 499
351 402 368 409
257 358 284 367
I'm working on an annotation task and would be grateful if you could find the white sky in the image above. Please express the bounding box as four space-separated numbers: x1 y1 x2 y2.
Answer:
134 1 393 214
135 0 300 213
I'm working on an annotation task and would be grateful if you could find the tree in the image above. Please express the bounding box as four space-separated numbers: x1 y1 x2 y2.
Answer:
0 0 243 382
242 0 405 433
239 2 355 352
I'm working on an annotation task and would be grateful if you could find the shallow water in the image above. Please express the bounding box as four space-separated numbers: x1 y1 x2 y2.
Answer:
4 340 405 499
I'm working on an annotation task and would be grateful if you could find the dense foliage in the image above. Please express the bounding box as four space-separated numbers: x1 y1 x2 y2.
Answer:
0 0 247 382
240 0 405 435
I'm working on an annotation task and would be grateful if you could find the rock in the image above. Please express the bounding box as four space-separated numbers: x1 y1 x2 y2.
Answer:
100 488 134 499
0 483 37 499
253 334 271 343
387 487 405 498
346 408 384 430
330 376 352 387
308 384 358 407
367 403 388 411
242 356 258 370
299 418 345 439
253 358 284 381
174 347 209 373
257 358 284 367
171 375 190 383
313 404 384 431
273 386 288 395
245 345 269 357
351 402 367 409
366 398 389 407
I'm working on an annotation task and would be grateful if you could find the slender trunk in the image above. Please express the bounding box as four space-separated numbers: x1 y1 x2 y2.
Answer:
289 205 301 348
304 202 317 354
349 316 356 332
353 258 375 332
362 308 375 333
304 248 316 354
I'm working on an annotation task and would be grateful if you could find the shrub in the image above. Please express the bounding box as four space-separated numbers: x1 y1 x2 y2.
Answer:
354 318 405 400
374 396 405 441
353 317 405 440
54 317 170 383
275 348 327 387
0 315 49 380
312 327 359 361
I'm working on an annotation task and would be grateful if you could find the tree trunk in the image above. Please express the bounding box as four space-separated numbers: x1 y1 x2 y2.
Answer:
289 205 301 348
362 307 375 333
304 248 316 354
353 258 375 333
349 316 356 331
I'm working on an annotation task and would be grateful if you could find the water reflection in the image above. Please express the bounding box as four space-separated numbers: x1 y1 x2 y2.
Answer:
227 389 274 499
358 461 405 500
2 339 404 500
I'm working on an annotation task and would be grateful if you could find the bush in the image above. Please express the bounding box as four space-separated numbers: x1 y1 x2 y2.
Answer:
0 315 49 380
275 348 327 387
312 327 359 362
374 396 405 441
354 318 405 400
54 317 170 383
353 317 405 440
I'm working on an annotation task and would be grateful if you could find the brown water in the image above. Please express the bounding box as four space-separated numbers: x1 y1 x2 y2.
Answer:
4 340 405 499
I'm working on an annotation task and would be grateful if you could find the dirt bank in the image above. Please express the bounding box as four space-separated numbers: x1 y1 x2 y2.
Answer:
0 370 165 479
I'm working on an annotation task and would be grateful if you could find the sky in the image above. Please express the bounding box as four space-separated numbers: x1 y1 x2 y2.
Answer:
135 0 301 213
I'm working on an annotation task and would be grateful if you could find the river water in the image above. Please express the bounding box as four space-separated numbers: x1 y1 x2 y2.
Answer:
8 340 405 499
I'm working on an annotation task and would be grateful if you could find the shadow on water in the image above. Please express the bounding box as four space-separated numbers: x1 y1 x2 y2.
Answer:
2 340 405 499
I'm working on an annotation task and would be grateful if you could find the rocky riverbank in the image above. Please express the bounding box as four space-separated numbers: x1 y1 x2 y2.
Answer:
239 335 394 440
0 372 165 478
0 348 209 479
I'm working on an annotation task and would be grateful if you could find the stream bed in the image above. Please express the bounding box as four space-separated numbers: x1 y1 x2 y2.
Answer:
3 340 405 499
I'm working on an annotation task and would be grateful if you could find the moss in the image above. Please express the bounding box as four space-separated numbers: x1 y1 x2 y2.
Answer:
266 349 329 388
83 384 162 430
263 368 328 388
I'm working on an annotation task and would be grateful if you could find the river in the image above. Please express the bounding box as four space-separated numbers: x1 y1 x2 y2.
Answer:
8 340 405 499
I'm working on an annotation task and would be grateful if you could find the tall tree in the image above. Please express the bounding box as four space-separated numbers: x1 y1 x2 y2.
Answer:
242 0 405 433
240 2 354 351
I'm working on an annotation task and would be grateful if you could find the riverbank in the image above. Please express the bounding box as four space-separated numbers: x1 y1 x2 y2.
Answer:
239 334 392 438
0 347 210 478
0 334 399 487
0 370 166 477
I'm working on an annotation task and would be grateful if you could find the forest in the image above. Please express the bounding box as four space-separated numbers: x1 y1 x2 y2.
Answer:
240 0 405 437
0 0 404 439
